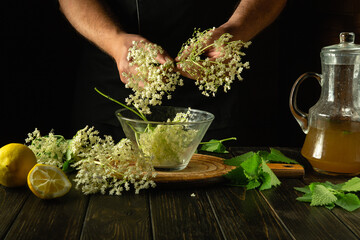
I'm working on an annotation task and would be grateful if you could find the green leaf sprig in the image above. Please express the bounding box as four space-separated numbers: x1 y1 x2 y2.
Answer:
295 177 360 212
223 148 297 190
94 87 148 122
199 137 237 153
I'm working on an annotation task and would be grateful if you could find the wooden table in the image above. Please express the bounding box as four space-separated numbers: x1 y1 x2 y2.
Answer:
1 147 359 240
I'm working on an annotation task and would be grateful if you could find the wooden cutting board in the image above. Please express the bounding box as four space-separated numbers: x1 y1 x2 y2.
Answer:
154 153 304 184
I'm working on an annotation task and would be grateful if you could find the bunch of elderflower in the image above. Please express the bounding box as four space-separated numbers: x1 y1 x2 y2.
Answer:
177 28 251 97
69 126 102 160
25 126 156 195
138 108 198 167
25 129 70 169
123 28 250 113
72 128 156 195
123 40 183 114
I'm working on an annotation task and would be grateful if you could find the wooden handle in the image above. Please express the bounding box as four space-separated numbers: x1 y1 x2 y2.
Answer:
268 163 304 178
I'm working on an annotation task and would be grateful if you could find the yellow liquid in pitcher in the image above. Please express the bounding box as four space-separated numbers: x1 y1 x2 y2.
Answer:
301 120 360 175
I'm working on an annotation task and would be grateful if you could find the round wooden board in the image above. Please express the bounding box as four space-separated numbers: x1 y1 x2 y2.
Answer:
153 153 234 184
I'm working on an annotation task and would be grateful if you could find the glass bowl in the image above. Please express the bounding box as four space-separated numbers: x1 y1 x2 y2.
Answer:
116 106 214 171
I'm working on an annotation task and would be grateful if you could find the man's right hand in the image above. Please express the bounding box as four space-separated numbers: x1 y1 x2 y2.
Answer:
114 33 173 85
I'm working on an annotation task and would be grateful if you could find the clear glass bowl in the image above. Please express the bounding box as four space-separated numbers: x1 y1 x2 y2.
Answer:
116 106 214 171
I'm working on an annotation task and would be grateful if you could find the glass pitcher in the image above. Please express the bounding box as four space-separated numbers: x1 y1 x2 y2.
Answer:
290 32 360 176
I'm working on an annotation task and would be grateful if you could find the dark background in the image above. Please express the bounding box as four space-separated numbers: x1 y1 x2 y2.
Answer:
2 0 359 147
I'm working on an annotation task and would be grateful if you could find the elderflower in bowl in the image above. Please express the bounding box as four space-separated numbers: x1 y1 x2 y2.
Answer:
116 106 214 171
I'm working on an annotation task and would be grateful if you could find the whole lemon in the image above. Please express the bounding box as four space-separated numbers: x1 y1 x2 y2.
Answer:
0 143 37 187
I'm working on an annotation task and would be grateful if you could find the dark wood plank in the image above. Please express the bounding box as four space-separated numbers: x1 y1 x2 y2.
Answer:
206 186 292 240
259 179 358 240
4 185 88 240
0 186 30 239
331 207 360 238
81 192 151 240
150 188 224 240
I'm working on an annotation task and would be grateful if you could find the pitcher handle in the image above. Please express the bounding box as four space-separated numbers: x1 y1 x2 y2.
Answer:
289 72 322 134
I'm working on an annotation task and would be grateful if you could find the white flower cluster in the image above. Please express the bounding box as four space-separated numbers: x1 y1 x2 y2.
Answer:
139 125 198 167
123 41 183 114
122 28 250 114
177 28 251 97
138 108 198 167
72 128 156 195
25 126 156 195
170 107 193 122
26 129 69 169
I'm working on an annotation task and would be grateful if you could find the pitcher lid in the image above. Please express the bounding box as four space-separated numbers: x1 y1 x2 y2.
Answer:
322 32 360 54
321 32 360 64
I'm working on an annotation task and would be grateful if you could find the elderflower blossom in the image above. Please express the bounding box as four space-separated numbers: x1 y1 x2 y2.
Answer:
69 126 102 160
73 136 156 195
123 40 183 114
25 129 69 168
121 28 250 115
177 28 251 97
138 108 199 167
25 126 156 195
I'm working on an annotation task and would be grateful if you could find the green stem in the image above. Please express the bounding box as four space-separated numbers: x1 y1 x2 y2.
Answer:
199 59 220 65
197 43 215 55
191 60 206 70
200 137 237 145
94 161 125 178
94 87 147 121
219 137 237 143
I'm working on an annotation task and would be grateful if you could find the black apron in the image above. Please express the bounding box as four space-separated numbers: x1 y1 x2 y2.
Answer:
72 0 242 141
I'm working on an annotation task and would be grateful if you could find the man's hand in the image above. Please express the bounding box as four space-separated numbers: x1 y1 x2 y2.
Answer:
175 0 286 81
175 27 227 80
115 33 173 85
58 0 172 86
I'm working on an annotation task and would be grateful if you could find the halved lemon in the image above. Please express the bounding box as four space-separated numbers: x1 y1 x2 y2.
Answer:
27 164 72 199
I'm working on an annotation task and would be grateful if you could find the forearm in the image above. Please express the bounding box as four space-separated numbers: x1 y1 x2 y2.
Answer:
58 0 125 59
221 0 287 41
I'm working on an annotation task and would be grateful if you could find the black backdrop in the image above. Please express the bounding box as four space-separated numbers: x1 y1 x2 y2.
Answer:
2 0 357 147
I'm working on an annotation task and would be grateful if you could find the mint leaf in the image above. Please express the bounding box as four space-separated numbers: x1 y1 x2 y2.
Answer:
325 203 336 210
200 137 236 153
266 148 298 164
308 182 323 192
246 179 261 190
224 152 254 166
257 150 269 159
224 150 283 191
62 159 75 173
322 181 344 191
200 139 227 153
260 159 280 189
294 186 311 194
241 153 262 179
296 192 312 202
335 193 360 212
224 167 248 186
341 177 360 192
259 172 272 191
311 184 337 206
295 177 360 211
